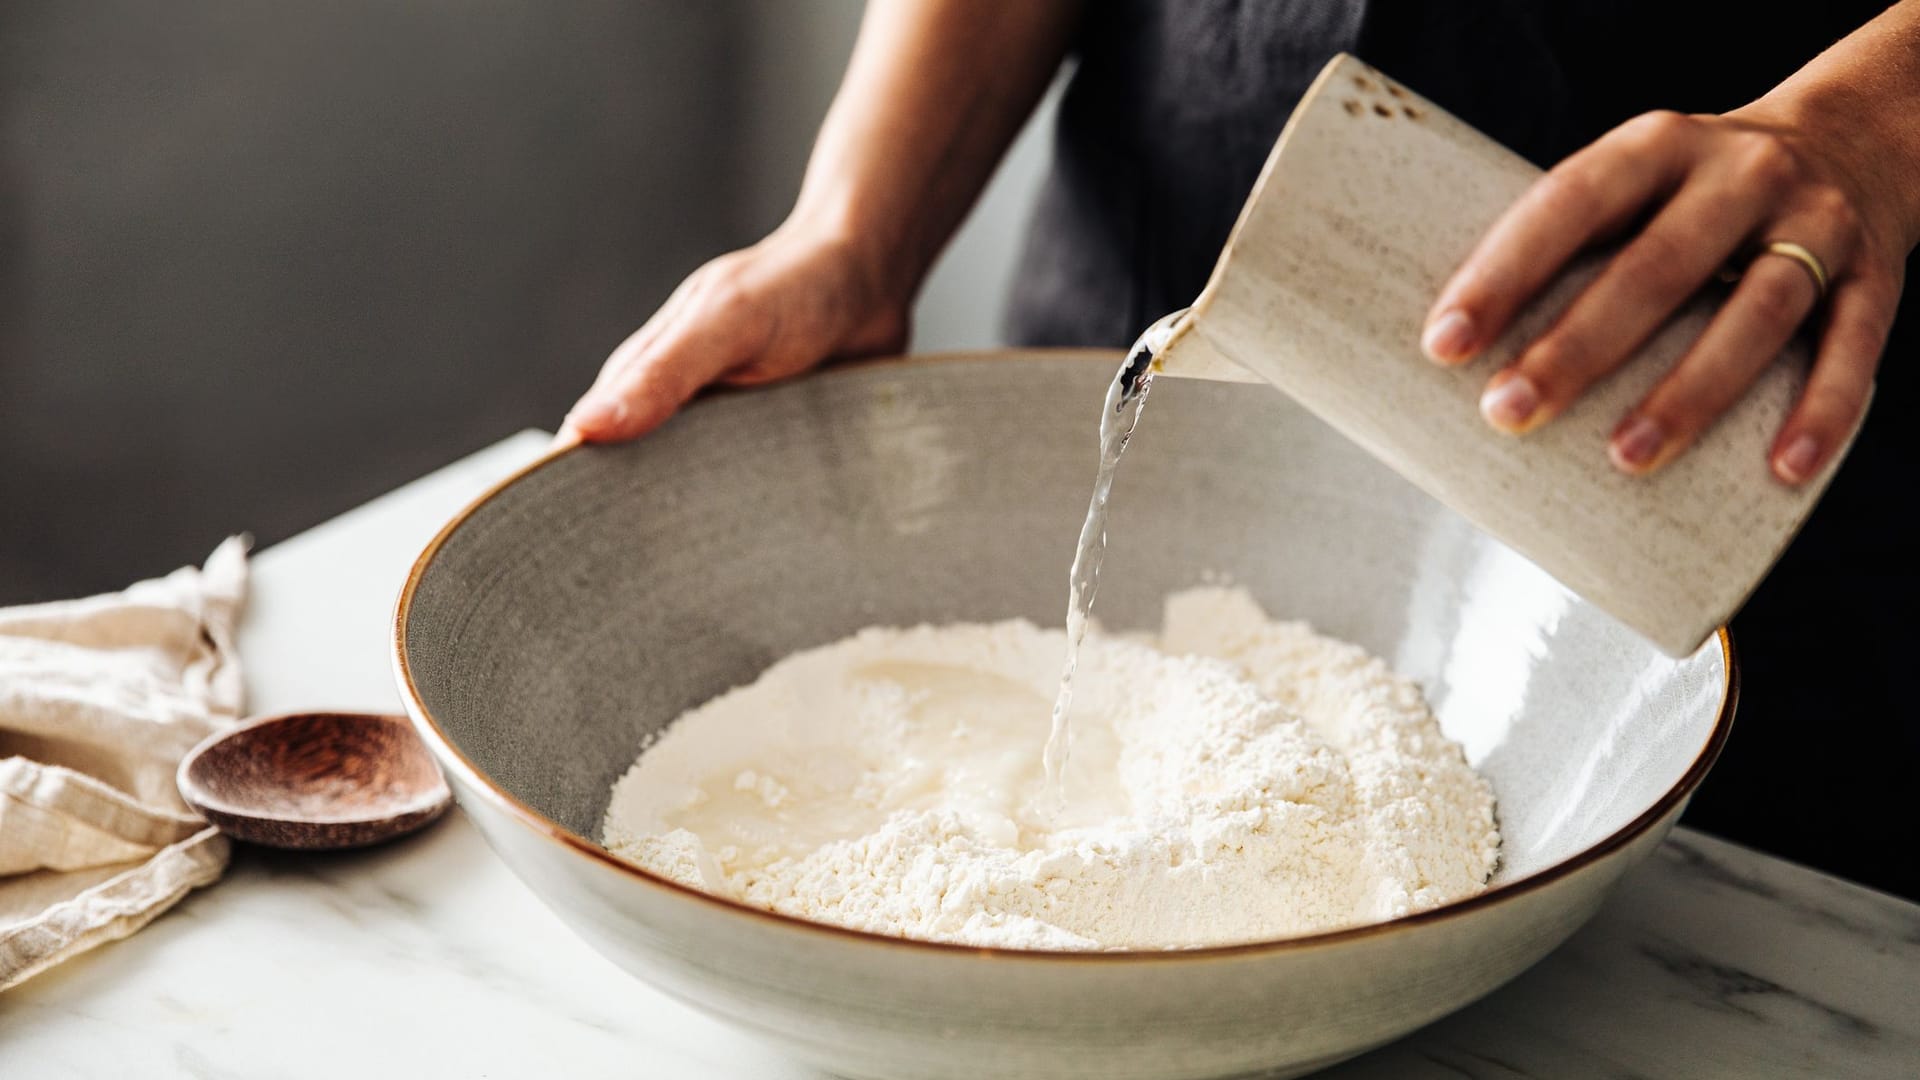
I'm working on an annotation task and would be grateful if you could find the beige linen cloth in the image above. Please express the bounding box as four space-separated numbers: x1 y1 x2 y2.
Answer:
0 538 247 990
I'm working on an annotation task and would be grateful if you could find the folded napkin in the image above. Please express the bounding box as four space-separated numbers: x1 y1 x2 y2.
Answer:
0 538 247 990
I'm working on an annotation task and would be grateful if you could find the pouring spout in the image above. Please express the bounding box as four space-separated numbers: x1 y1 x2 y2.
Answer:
1140 306 1265 385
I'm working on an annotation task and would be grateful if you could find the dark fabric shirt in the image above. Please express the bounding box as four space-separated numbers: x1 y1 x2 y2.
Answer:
1007 0 1916 899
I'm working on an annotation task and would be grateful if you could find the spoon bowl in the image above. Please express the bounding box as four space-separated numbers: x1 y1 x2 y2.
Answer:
177 711 451 850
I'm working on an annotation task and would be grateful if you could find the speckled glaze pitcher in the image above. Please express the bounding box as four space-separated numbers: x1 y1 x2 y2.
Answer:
1150 53 1864 657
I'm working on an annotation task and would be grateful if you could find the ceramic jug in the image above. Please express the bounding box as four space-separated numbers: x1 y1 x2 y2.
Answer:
1150 53 1865 657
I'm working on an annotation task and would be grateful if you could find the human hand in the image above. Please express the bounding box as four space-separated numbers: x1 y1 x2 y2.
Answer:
560 222 910 444
1422 107 1911 484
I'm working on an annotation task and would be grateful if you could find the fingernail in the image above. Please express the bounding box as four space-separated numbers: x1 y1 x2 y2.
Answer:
565 397 626 433
1609 415 1667 472
1479 374 1540 431
1774 434 1821 483
1422 310 1476 362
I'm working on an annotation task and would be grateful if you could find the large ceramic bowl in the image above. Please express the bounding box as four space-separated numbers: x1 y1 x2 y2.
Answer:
394 351 1734 1080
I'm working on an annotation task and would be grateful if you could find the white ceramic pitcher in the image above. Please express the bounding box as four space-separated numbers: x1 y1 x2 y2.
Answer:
1151 53 1865 657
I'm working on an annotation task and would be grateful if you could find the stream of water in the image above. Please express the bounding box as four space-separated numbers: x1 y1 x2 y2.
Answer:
1040 326 1165 810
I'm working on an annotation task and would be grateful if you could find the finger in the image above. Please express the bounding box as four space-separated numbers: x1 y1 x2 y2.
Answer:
565 275 769 442
588 310 768 441
565 261 774 442
1769 278 1891 484
1606 244 1826 474
1426 111 1698 364
1477 166 1776 433
577 276 702 404
559 293 697 442
559 336 669 443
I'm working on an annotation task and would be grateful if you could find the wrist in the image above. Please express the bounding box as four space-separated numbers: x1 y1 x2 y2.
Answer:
776 199 924 314
769 208 920 325
1747 75 1920 254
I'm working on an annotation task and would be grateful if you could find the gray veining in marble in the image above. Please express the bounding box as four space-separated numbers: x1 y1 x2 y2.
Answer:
1321 832 1919 1079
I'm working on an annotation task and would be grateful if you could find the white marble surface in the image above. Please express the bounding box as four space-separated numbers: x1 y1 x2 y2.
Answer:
3 430 1915 1079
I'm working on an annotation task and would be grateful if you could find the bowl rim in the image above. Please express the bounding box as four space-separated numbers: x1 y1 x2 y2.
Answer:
391 348 1739 963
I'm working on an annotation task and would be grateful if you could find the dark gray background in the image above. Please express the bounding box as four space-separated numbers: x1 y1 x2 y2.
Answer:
0 1 1053 602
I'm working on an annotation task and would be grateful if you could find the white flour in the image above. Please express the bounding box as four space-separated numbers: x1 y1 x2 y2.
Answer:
603 587 1499 950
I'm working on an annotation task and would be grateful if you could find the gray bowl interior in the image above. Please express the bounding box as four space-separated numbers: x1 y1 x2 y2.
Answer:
404 353 1727 888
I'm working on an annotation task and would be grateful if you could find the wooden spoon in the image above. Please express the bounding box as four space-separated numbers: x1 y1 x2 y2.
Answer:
177 711 451 850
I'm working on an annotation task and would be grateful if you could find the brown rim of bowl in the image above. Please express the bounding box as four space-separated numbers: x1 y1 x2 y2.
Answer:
392 348 1739 963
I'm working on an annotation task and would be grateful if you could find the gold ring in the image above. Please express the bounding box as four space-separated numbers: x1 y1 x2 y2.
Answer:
1757 240 1830 299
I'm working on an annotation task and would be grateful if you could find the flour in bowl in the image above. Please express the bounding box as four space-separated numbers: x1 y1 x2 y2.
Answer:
602 586 1499 950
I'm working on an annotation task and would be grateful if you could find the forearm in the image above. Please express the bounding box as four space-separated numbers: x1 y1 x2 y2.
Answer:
1748 0 1920 250
787 0 1084 300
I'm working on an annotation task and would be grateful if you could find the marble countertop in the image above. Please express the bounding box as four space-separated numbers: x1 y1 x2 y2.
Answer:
3 431 1915 1079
